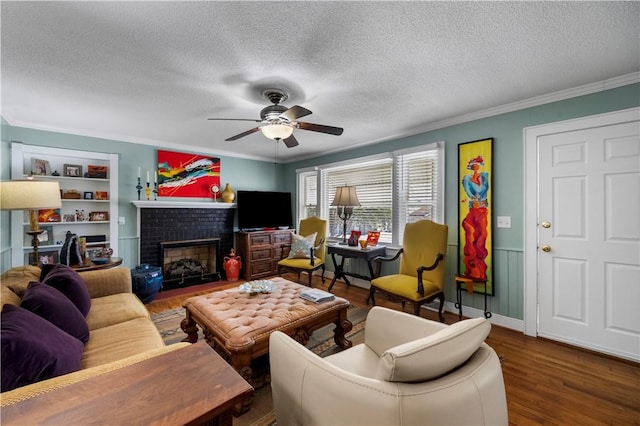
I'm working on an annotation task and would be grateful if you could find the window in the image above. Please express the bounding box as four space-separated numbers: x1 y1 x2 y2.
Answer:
297 142 444 246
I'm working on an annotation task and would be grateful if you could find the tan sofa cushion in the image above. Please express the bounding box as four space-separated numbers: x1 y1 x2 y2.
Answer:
81 317 165 369
1 286 21 307
86 293 149 330
375 317 490 382
1 266 42 297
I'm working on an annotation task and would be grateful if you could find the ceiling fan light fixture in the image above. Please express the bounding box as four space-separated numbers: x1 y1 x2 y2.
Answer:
261 124 293 140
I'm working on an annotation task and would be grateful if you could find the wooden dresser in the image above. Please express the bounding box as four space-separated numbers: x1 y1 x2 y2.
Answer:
235 229 292 280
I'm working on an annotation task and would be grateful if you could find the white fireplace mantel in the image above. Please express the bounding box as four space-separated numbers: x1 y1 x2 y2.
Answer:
131 200 236 209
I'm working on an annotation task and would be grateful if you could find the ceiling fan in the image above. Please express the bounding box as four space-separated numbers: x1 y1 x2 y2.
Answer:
208 89 343 148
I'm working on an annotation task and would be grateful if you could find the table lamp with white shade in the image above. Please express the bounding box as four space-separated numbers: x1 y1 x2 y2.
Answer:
331 185 361 245
0 180 62 265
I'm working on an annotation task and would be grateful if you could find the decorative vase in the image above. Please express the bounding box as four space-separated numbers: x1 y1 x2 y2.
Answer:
221 183 235 203
223 248 242 282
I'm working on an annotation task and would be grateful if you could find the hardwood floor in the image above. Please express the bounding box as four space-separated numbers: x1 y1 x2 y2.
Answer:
146 273 640 425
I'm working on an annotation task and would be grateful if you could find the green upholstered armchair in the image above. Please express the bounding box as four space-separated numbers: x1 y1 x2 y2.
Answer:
369 220 448 322
278 216 327 286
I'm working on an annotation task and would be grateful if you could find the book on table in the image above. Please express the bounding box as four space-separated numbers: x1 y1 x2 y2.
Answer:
300 288 335 303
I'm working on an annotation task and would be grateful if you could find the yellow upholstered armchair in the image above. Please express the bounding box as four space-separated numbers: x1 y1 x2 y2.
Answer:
369 219 448 322
278 216 327 286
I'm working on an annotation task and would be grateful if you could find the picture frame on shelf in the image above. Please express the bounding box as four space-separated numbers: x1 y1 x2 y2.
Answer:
63 214 76 222
37 226 54 245
95 191 108 200
84 191 94 200
63 164 83 177
38 208 61 223
89 211 109 221
31 158 51 176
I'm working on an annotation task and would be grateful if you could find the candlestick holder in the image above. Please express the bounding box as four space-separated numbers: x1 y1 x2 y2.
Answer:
145 182 151 201
153 182 158 201
136 177 142 200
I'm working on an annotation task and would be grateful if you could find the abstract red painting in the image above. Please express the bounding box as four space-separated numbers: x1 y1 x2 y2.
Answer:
157 150 221 198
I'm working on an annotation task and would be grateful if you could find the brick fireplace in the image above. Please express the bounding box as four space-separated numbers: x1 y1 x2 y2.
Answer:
133 201 235 288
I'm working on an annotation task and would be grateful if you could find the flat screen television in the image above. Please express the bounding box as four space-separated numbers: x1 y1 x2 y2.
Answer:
237 190 293 231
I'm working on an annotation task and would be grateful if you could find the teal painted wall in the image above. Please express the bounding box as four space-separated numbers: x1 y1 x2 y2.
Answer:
2 83 638 321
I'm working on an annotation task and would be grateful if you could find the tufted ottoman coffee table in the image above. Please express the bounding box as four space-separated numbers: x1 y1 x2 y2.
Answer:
180 277 352 414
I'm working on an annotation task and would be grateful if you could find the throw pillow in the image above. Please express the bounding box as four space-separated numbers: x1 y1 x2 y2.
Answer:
21 281 90 344
1 304 84 392
41 264 91 316
287 232 317 259
375 317 490 382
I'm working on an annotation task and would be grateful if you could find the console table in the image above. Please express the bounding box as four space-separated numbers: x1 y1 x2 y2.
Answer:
327 244 386 293
1 342 253 426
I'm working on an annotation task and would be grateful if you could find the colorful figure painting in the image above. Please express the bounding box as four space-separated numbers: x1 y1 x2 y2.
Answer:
458 138 494 295
157 150 221 198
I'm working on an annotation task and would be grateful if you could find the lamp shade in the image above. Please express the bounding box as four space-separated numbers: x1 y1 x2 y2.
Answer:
261 124 294 140
0 181 62 210
331 185 361 207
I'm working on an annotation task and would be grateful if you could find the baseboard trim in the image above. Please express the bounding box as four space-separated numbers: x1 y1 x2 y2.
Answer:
324 271 525 332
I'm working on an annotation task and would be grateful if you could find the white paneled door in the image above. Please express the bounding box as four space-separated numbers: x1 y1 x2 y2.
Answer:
525 108 640 362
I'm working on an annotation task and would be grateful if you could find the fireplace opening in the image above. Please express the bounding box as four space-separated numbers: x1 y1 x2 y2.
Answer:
160 238 221 289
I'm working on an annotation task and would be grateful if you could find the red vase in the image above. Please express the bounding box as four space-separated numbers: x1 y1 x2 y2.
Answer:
223 248 242 282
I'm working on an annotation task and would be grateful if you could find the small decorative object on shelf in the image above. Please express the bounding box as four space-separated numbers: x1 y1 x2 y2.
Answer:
136 176 142 200
95 191 108 200
221 183 235 203
153 182 158 201
224 248 242 282
75 209 86 222
210 184 220 202
63 189 81 199
87 165 108 179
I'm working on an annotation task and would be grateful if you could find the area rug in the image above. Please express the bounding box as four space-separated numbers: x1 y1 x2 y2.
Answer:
151 304 368 426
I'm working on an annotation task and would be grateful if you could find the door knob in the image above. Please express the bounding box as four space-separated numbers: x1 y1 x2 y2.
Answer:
541 245 551 252
541 221 551 228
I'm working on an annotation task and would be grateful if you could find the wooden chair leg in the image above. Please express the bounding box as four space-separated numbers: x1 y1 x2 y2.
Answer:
307 271 312 287
320 266 325 283
436 293 445 322
413 302 421 316
368 287 376 305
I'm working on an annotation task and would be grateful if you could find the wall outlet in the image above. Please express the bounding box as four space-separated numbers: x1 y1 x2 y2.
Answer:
118 216 126 225
496 216 511 228
343 258 351 268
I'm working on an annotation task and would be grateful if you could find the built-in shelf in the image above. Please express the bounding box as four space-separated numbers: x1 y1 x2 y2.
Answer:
131 200 236 209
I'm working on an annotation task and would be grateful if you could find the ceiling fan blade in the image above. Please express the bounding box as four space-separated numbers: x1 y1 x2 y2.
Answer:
279 105 312 121
282 134 299 148
225 127 261 141
208 118 261 122
296 121 344 136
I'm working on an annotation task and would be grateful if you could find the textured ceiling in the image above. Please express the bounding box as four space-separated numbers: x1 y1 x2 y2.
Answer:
2 1 639 162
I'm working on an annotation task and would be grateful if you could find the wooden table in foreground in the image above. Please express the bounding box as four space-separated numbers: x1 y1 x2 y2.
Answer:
1 342 253 426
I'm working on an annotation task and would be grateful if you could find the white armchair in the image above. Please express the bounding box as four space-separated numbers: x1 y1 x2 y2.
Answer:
269 306 508 425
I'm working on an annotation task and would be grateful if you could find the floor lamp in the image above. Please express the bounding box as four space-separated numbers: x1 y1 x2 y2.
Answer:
0 180 62 265
331 185 361 244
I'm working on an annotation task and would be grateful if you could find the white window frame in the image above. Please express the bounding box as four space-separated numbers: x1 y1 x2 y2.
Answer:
296 142 444 246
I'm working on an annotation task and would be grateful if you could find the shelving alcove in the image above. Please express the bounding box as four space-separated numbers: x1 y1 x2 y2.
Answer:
10 142 119 267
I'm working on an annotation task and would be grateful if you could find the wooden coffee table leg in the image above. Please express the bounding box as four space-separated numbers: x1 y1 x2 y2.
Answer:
231 351 254 416
180 310 199 343
333 307 353 349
